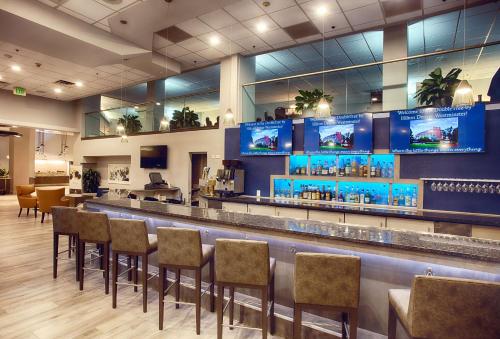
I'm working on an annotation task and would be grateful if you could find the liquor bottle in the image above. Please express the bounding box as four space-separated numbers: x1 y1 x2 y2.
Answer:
352 158 358 177
339 160 345 177
346 159 352 176
338 191 344 202
360 189 365 204
328 161 334 176
411 188 417 207
405 188 411 207
399 189 405 207
295 166 300 175
325 188 331 201
317 162 322 176
387 163 393 178
381 162 387 178
370 161 376 177
364 190 371 204
375 161 381 177
393 189 399 206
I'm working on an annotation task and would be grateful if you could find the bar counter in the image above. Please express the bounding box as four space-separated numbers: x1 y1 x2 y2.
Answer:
86 198 499 336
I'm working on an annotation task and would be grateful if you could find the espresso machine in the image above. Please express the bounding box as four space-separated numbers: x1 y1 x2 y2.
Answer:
215 160 245 197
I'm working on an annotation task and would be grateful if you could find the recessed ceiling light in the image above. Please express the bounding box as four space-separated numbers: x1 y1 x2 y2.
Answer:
54 88 62 93
75 81 83 87
256 22 268 33
156 102 161 106
134 106 139 109
316 5 328 16
209 36 220 46
11 65 21 72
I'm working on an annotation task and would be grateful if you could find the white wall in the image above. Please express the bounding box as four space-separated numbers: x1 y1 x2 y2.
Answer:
0 138 9 171
0 89 78 131
72 127 225 202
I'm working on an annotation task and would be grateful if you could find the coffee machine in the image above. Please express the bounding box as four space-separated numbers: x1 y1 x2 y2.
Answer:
215 160 245 197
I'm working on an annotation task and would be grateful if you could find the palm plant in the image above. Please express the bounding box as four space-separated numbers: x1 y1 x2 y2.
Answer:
414 67 462 107
170 106 201 129
118 113 143 134
82 169 100 193
294 89 333 114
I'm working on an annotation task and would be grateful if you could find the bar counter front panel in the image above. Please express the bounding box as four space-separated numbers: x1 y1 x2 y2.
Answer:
86 198 500 336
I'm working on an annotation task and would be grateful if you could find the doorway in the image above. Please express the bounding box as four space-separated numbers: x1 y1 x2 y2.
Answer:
190 153 207 206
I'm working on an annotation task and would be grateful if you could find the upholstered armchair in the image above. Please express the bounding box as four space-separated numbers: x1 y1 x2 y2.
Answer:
36 188 69 223
16 185 38 217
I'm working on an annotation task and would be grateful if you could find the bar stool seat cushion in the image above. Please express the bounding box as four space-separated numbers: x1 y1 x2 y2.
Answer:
388 289 411 330
202 244 215 264
148 234 158 250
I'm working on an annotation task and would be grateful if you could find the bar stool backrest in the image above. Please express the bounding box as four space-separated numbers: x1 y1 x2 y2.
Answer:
408 275 500 338
157 227 202 266
77 211 111 242
109 218 149 253
215 239 270 286
294 253 360 308
52 206 79 234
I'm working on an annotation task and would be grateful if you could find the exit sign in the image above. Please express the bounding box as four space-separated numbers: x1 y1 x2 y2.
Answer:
13 87 26 96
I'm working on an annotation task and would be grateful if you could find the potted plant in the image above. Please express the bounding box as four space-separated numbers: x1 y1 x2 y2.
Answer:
82 169 101 193
294 89 333 117
0 168 8 177
415 67 462 107
118 113 143 135
170 106 201 129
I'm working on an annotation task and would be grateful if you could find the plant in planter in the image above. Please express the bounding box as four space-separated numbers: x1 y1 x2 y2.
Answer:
169 106 201 129
414 67 462 107
118 113 143 135
82 169 101 193
0 168 8 177
294 89 333 116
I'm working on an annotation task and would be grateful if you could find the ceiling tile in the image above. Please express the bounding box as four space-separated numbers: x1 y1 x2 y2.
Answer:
386 9 422 24
218 23 254 41
337 0 379 12
58 6 95 24
236 34 270 51
243 15 280 34
94 22 111 32
157 44 190 58
224 0 265 21
60 0 115 22
353 19 385 31
37 0 59 7
295 33 322 44
153 34 173 50
269 6 309 27
253 0 296 13
260 28 293 45
344 3 384 26
423 0 463 15
197 48 226 60
95 0 138 11
300 0 342 18
174 53 207 66
176 18 214 36
271 40 297 49
310 10 350 33
178 38 209 52
199 9 238 30
215 41 246 55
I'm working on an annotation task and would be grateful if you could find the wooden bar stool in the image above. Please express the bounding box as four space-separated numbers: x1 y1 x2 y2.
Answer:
157 227 215 334
293 253 361 339
52 206 79 281
388 275 500 339
77 211 112 294
109 218 158 313
215 239 275 339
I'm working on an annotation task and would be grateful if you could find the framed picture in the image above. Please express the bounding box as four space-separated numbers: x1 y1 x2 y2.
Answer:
69 165 82 190
108 164 130 185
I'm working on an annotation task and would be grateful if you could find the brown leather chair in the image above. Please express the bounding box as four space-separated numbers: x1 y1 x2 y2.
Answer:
388 275 500 339
157 227 215 334
16 184 37 217
293 253 361 339
36 187 69 223
215 239 275 339
109 218 158 313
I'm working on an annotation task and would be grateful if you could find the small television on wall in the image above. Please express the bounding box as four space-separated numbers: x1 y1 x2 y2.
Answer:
240 119 293 156
140 145 168 169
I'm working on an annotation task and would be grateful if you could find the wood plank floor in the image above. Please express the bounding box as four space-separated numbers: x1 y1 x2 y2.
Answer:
0 195 279 339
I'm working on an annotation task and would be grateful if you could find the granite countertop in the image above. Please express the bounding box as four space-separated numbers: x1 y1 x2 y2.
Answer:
202 195 500 228
86 198 500 263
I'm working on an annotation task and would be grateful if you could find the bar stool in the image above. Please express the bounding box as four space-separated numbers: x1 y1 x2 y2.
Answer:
388 275 500 339
109 218 158 313
293 253 361 339
157 227 215 334
77 211 111 294
215 239 275 339
52 206 79 281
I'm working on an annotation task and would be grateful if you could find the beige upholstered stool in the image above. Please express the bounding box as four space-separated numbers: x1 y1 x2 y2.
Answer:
388 275 500 339
109 218 158 313
215 239 275 339
77 211 112 294
157 227 215 334
293 253 361 339
52 206 79 281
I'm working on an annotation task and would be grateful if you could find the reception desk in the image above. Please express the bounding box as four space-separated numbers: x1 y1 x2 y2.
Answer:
86 198 500 336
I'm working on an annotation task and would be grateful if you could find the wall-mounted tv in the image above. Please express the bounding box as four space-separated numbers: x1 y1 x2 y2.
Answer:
240 120 293 156
390 104 485 154
304 113 373 154
140 145 168 169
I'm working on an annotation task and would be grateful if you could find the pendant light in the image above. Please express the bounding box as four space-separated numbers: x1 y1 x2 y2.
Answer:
159 1 170 132
316 8 331 118
223 10 236 127
119 58 128 143
452 1 474 107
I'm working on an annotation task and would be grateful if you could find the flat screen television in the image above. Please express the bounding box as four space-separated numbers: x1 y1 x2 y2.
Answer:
390 104 485 154
304 113 373 154
240 119 293 156
140 145 168 169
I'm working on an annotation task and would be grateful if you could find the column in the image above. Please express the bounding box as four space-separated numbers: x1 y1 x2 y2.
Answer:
9 127 35 192
383 24 408 111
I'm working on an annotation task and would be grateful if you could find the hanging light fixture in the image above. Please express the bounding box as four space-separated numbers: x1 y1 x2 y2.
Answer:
315 7 331 118
159 116 170 132
452 1 474 107
118 57 128 140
